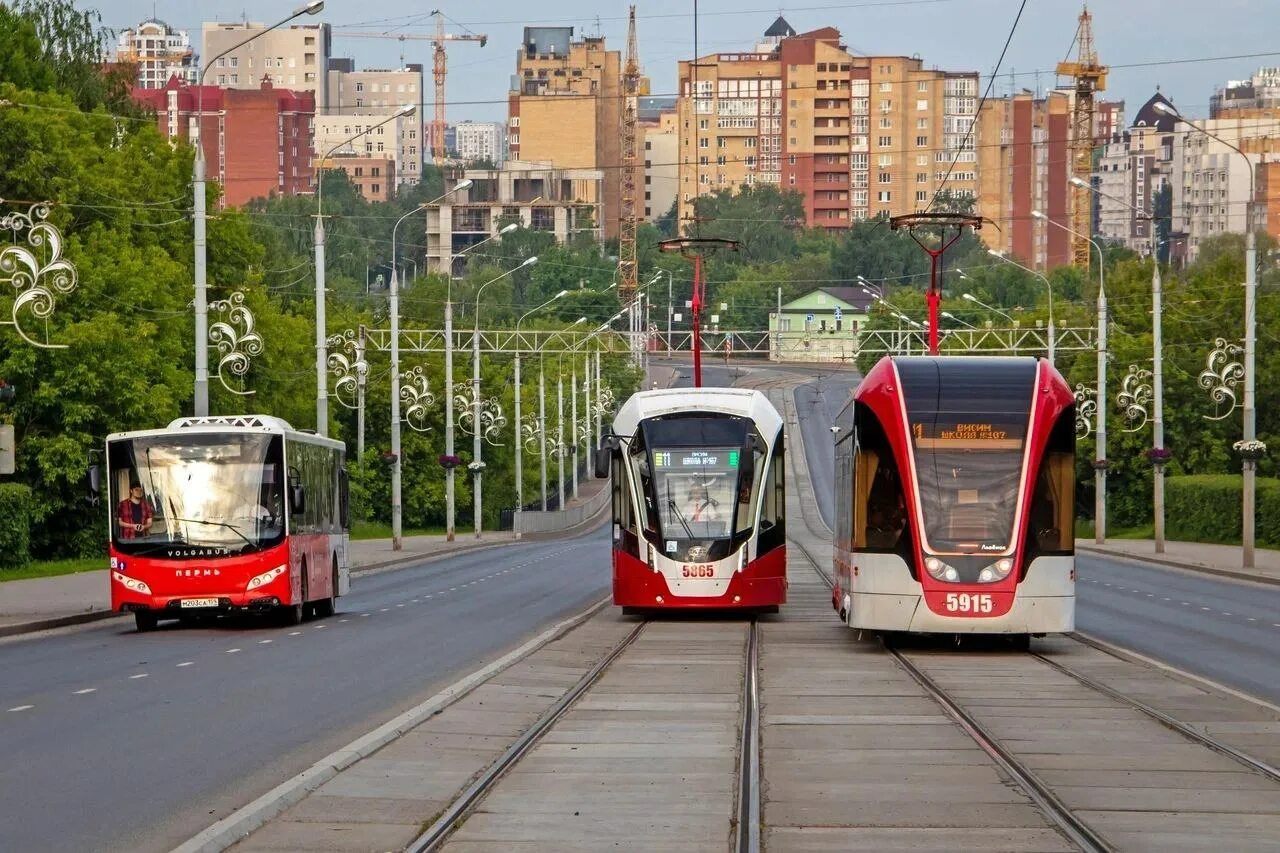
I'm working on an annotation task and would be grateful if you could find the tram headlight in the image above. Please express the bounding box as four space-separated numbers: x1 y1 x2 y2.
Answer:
978 558 1015 584
924 557 959 583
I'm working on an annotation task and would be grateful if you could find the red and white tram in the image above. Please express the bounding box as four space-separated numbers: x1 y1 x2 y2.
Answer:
596 388 787 613
832 356 1075 637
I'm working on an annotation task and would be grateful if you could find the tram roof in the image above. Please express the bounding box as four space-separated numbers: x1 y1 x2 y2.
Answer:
106 415 345 450
612 388 783 439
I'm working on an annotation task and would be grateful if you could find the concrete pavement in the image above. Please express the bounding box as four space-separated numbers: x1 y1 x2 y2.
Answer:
1078 538 1280 586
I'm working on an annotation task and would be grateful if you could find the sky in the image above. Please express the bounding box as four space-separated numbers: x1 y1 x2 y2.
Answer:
99 0 1280 123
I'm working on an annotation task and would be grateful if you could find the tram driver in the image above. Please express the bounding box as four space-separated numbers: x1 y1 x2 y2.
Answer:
686 482 721 525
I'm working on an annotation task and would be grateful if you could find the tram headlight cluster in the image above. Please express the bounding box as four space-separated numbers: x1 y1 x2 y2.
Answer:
924 557 959 582
925 556 1014 584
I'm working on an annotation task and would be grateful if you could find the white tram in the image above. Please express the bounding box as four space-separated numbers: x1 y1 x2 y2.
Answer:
596 388 787 612
832 356 1076 637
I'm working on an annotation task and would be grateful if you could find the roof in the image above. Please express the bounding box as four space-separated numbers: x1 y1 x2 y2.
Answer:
1132 91 1178 132
764 16 796 38
781 286 876 313
611 388 783 441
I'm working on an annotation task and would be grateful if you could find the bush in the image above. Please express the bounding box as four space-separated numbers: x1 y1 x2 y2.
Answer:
0 483 33 569
1165 474 1280 548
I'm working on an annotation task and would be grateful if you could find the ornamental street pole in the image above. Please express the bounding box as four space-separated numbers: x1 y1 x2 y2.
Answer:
557 369 565 510
1153 262 1166 553
514 352 522 539
539 362 548 510
571 356 579 499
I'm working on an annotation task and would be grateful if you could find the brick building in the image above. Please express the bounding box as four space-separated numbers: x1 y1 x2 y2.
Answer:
134 76 315 207
320 155 397 202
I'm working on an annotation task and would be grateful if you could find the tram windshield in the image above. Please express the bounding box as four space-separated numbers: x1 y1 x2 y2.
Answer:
899 359 1034 554
652 447 740 540
107 433 285 556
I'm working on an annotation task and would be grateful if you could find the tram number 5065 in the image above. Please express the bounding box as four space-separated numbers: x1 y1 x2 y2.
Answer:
944 593 993 614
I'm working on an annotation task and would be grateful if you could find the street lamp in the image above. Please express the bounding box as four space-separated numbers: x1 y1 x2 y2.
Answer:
513 289 570 539
961 292 1015 324
387 181 473 550
989 242 1055 364
941 311 977 330
314 102 416 437
1072 175 1169 554
471 256 538 538
1161 100 1258 565
191 0 324 416
452 221 519 275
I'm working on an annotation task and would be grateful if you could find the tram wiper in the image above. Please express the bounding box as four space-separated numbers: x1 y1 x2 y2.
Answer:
666 498 695 539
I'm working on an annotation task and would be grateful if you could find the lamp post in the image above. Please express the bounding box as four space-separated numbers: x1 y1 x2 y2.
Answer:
1035 211 1108 543
315 103 416 436
565 317 588 498
452 222 519 276
989 242 1055 364
388 181 473 550
1072 175 1168 552
941 311 978 330
472 257 538 537
192 0 324 416
513 290 570 538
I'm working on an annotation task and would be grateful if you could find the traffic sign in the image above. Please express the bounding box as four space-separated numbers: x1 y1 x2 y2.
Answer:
834 307 843 320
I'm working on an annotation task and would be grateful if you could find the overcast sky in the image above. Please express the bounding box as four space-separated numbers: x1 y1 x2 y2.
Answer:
99 0 1279 122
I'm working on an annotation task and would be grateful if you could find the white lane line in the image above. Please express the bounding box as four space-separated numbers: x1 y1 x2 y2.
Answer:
1147 594 1154 598
315 624 327 629
448 587 457 592
396 604 405 608
177 661 194 667
1182 602 1191 606
360 613 370 617
411 599 420 603
1201 607 1211 611
1163 597 1171 601
129 673 149 680
339 619 349 623
226 648 241 654
379 608 389 612
1248 617 1257 622
7 705 34 713
72 688 97 695
1223 612 1233 617
259 639 273 644
288 631 302 636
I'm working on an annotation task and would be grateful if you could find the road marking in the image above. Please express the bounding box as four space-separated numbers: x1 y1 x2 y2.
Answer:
7 705 33 713
1201 607 1211 611
1248 617 1257 622
129 673 149 679
226 648 241 654
396 604 405 608
1223 612 1233 617
360 613 370 617
177 661 194 667
72 688 97 695
339 619 349 623
1182 602 1191 606
1147 593 1154 597
1163 597 1171 601
315 624 327 629
411 599 419 603
259 639 273 644
288 631 302 636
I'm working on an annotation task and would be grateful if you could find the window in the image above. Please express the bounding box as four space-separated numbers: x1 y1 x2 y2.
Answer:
917 154 929 166
878 154 893 167
917 99 929 111
879 117 892 129
916 190 928 202
699 138 709 148
371 183 380 195
879 81 892 92
877 190 891 202
877 136 892 147
371 167 380 177
229 57 238 68
878 172 892 183
916 172 927 183
916 135 928 147
355 82 364 92
917 118 928 129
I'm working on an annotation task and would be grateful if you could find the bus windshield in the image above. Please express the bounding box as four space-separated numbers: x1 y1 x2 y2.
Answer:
108 433 285 556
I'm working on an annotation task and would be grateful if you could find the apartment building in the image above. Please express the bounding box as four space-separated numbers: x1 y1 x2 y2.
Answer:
425 161 603 276
643 112 679 222
313 112 422 188
455 121 506 164
320 155 397 202
116 19 197 89
507 27 626 239
326 60 424 117
201 22 330 109
1211 67 1280 117
133 77 315 207
1092 93 1176 256
675 19 979 231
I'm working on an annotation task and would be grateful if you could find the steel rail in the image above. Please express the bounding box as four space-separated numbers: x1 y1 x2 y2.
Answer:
404 621 647 852
1031 651 1280 785
735 620 761 853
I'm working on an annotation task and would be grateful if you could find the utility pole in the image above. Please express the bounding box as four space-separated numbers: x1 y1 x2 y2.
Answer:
539 362 548 510
1152 262 1165 552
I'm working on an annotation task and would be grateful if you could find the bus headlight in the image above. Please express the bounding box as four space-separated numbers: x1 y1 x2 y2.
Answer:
247 565 288 590
924 557 959 583
978 558 1015 584
112 571 152 595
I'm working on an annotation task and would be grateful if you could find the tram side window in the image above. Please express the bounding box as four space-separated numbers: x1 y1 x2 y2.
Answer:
852 405 907 553
759 435 784 529
1024 411 1075 557
736 442 766 535
835 427 853 552
612 447 637 533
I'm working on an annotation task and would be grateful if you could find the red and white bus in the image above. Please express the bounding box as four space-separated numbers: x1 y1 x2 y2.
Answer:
597 388 787 613
832 357 1075 641
106 415 350 632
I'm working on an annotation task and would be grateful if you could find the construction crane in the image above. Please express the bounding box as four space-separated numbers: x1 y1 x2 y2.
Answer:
617 5 641 303
1056 4 1107 271
335 12 486 165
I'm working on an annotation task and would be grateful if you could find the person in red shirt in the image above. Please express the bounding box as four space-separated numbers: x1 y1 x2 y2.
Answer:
117 481 154 539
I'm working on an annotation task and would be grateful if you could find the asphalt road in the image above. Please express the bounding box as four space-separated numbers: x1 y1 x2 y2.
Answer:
0 533 611 853
786 366 1280 707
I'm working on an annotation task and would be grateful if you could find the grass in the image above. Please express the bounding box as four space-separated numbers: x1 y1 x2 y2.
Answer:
1074 520 1156 541
0 556 105 582
350 520 447 541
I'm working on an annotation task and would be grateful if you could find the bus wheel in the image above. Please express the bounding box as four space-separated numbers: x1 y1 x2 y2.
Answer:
313 559 338 618
282 568 307 625
134 611 158 633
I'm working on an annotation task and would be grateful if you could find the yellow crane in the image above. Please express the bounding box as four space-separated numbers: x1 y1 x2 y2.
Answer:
335 12 486 165
618 6 641 301
1056 5 1107 270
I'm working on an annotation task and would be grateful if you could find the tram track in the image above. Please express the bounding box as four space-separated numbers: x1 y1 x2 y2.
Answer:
773 380 1280 852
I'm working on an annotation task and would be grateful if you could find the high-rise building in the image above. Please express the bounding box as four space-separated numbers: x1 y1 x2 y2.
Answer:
1211 67 1280 117
133 77 315 207
455 121 506 164
313 112 422 188
1092 93 1176 257
507 27 626 239
201 22 330 110
116 19 197 90
326 60 424 117
675 19 980 231
642 111 678 222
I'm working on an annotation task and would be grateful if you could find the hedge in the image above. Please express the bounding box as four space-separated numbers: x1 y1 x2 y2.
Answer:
0 483 32 569
1165 474 1280 548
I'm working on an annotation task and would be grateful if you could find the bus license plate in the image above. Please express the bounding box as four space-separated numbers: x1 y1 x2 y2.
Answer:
180 598 219 608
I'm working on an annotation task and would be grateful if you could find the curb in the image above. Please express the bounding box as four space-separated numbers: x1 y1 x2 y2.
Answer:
1076 544 1280 588
171 595 612 853
0 609 123 638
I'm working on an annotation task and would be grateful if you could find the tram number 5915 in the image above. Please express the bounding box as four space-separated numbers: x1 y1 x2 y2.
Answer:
944 593 993 614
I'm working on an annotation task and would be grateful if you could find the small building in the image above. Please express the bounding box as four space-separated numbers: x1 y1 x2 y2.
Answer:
768 287 873 363
319 155 397 202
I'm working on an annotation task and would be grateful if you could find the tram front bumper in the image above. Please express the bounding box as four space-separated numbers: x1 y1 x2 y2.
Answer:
613 546 787 609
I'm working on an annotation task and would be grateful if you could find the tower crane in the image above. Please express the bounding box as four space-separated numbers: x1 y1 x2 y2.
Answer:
618 5 641 303
335 12 486 165
1056 4 1107 271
